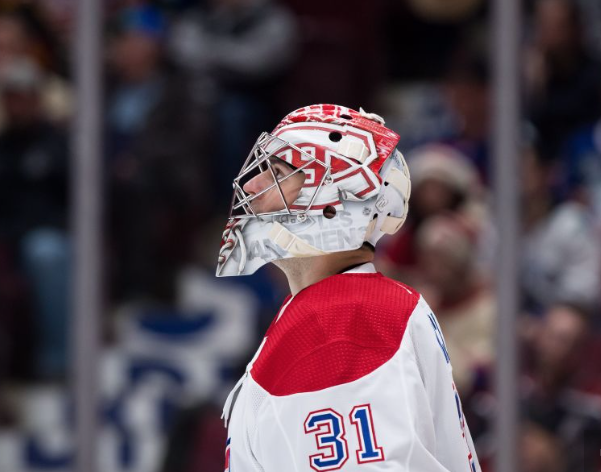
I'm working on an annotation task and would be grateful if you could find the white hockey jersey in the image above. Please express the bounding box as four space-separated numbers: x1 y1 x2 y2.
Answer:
222 264 481 471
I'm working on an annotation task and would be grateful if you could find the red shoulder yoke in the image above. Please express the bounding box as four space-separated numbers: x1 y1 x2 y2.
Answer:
251 273 420 396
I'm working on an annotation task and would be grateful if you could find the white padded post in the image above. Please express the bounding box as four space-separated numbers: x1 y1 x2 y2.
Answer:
385 167 411 199
337 136 370 163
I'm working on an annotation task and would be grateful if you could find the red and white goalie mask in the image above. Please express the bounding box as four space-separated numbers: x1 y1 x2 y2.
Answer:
216 104 411 276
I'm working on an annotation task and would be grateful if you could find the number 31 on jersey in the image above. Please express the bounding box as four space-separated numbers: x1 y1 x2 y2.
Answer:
304 404 385 471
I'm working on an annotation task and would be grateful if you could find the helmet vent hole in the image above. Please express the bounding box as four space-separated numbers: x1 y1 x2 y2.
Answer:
329 132 342 142
384 181 389 186
372 213 378 220
323 206 337 219
340 114 352 120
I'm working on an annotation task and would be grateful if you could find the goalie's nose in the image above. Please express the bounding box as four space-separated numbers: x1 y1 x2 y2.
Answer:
243 170 273 196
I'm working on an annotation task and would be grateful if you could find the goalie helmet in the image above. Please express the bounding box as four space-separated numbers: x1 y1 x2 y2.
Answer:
216 104 411 277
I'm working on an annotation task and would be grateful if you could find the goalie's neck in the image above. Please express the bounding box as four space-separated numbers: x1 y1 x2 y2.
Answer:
272 247 375 296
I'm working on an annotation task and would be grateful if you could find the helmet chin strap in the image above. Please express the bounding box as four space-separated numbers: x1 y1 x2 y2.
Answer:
269 222 327 257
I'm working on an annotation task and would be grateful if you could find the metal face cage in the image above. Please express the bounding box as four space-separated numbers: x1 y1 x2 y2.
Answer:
228 132 330 219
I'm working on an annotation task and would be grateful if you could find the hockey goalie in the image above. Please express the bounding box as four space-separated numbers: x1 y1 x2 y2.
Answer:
216 104 481 472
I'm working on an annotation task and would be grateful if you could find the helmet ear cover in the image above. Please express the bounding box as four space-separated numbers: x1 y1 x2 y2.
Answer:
380 166 412 235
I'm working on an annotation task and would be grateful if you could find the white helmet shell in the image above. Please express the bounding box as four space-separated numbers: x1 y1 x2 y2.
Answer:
216 104 411 277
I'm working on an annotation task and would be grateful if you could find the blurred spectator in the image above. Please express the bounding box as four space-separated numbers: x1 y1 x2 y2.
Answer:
525 0 601 160
0 14 28 68
442 46 491 181
466 302 601 470
0 11 72 130
524 303 590 392
575 0 601 58
380 144 491 286
169 0 298 201
413 213 495 395
0 2 67 71
279 0 384 111
521 147 600 315
34 0 76 48
106 4 170 155
0 57 69 379
106 5 213 302
0 243 32 425
560 116 601 227
406 0 483 22
377 83 457 153
161 401 226 472
519 422 566 472
522 303 601 472
382 0 483 82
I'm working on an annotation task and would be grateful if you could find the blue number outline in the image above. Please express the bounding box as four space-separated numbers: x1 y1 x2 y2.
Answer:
304 409 349 471
349 404 385 463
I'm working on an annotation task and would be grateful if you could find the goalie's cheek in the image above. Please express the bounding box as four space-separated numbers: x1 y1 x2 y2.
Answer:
282 171 306 206
244 169 306 213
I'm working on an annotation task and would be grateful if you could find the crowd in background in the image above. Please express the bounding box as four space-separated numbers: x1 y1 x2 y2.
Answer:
0 0 600 471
